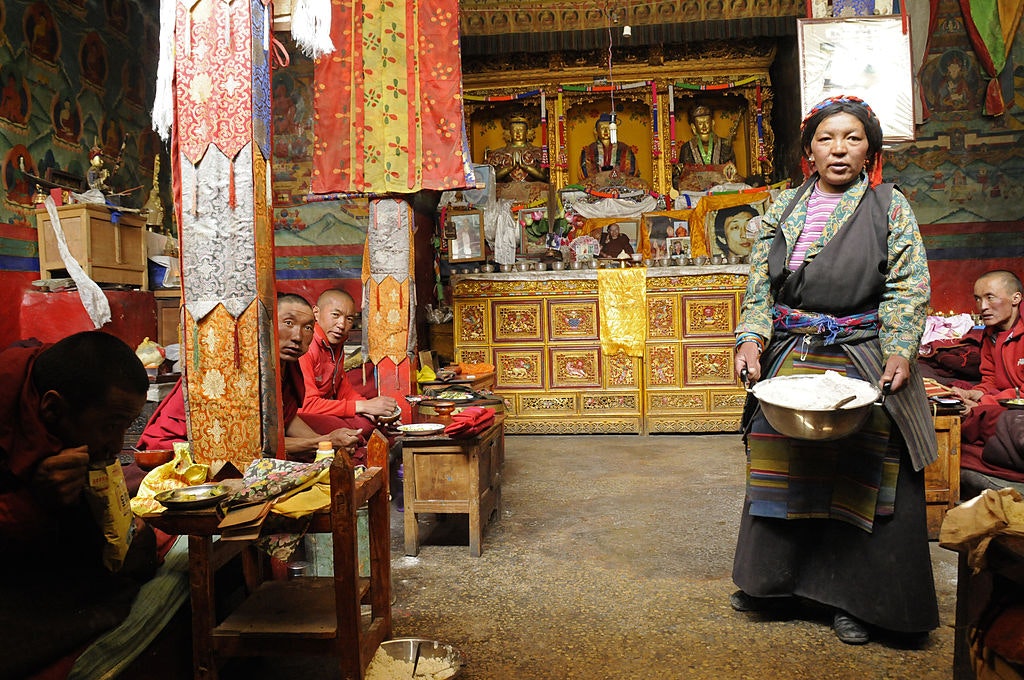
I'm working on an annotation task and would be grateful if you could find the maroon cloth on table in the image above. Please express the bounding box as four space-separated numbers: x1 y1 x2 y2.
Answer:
443 407 495 438
136 377 187 450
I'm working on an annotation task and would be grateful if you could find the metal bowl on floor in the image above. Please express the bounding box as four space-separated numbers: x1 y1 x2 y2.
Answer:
749 374 881 441
371 638 464 679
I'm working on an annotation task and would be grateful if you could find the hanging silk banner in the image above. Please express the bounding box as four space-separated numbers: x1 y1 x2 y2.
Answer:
362 199 416 366
597 267 647 358
312 0 472 193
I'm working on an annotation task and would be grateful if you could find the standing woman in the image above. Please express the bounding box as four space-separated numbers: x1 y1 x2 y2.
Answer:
731 96 938 645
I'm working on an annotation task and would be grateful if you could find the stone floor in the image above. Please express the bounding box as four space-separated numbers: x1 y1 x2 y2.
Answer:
225 433 959 679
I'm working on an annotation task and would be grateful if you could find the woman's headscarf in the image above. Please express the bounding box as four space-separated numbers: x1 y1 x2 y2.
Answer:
799 95 885 187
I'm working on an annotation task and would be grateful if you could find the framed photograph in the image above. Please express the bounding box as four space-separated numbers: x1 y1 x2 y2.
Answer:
798 16 915 143
447 209 485 263
643 209 691 259
517 206 550 257
595 218 640 259
704 201 764 260
666 236 690 260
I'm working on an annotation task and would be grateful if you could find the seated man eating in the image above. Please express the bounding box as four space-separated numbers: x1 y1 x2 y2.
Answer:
298 288 399 465
0 331 157 677
137 293 360 462
950 270 1024 497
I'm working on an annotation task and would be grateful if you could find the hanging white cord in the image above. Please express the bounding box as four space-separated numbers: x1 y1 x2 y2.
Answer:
607 20 617 144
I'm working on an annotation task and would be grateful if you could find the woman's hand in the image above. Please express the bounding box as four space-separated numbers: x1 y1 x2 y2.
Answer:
735 342 762 384
879 355 912 393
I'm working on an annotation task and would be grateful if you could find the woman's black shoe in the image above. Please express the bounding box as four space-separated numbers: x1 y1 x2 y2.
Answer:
729 590 793 612
833 611 870 645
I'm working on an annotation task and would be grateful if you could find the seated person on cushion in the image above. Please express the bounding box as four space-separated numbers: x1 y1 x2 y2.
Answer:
137 293 360 463
298 289 398 448
0 331 158 678
949 270 1024 496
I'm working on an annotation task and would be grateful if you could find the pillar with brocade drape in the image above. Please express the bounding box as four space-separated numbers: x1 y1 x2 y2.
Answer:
164 0 282 471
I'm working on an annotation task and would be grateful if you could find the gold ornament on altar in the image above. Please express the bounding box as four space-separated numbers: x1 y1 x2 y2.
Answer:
144 156 166 233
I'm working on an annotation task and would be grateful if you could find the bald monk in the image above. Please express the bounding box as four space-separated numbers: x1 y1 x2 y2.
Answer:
298 289 399 449
137 293 360 461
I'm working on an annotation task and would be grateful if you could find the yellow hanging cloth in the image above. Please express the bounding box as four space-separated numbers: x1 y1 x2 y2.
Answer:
598 267 647 358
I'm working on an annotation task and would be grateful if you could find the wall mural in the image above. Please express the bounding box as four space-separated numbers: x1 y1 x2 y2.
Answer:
0 0 161 228
271 54 368 282
885 0 1024 225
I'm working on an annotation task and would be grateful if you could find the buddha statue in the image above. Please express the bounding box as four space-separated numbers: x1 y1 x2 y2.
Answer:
484 112 548 202
578 113 648 193
674 103 739 192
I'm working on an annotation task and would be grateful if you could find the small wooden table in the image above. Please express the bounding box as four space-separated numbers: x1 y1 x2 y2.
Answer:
402 415 504 557
145 454 391 680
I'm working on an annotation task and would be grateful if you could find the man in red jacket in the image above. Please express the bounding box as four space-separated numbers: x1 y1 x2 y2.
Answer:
952 270 1024 496
298 288 398 441
137 294 359 462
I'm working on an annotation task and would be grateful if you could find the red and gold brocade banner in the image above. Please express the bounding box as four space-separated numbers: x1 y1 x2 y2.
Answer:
312 0 472 193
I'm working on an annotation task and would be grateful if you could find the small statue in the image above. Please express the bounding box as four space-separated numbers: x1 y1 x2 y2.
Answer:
674 103 740 192
144 156 165 233
485 113 548 183
579 113 638 182
86 145 109 192
484 111 548 203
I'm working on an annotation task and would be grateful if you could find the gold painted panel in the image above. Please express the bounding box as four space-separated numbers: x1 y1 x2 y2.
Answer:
456 347 490 366
648 391 708 413
684 295 736 336
647 416 741 433
646 274 748 293
685 344 734 385
493 300 543 343
518 392 578 415
712 389 747 412
604 352 639 388
582 392 640 414
495 348 544 389
645 343 679 387
506 418 641 435
454 277 597 298
455 300 488 344
647 294 680 339
550 347 601 388
548 299 598 341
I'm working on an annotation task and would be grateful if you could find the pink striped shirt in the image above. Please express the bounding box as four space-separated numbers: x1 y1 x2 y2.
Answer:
788 183 843 270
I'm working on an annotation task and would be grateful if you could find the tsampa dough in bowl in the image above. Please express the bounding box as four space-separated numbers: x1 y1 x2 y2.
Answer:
751 370 879 411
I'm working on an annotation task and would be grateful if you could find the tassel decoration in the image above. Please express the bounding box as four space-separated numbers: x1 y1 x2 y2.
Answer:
291 0 336 60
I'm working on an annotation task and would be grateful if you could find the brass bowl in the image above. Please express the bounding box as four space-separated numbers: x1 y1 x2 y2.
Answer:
750 375 881 441
134 449 174 470
379 405 402 424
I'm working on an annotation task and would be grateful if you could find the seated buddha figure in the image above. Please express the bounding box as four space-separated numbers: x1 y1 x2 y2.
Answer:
578 113 648 193
674 103 739 192
484 112 549 203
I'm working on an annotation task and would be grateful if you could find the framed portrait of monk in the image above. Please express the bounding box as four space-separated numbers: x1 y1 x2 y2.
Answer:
447 209 485 263
798 16 915 143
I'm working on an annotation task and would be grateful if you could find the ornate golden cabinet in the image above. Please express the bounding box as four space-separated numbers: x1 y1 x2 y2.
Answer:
452 268 748 434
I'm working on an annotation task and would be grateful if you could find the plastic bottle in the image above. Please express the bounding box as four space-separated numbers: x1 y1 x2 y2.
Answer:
315 441 334 462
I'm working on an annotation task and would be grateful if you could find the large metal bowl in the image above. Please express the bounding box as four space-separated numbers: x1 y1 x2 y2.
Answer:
749 374 881 441
370 638 463 679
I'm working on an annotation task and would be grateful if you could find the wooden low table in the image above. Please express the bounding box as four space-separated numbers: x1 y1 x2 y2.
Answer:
402 415 504 557
145 453 391 680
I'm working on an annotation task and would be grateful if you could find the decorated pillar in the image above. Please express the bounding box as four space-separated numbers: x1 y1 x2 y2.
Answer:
165 0 279 469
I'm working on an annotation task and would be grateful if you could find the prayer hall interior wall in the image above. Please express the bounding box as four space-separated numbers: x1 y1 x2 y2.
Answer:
0 0 165 349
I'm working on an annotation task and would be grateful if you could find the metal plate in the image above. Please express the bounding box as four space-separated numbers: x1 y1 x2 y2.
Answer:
154 484 229 510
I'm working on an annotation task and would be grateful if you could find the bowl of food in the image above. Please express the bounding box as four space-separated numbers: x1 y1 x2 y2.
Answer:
133 449 174 470
379 405 402 424
366 638 463 680
749 371 881 441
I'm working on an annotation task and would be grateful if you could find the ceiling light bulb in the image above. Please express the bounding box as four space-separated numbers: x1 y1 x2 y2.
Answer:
623 25 632 38
609 122 618 145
